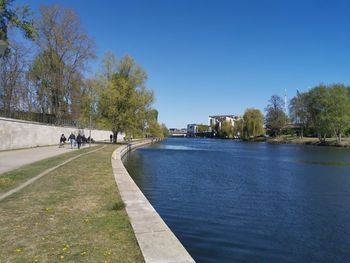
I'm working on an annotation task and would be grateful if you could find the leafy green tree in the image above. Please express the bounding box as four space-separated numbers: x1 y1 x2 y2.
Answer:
98 55 154 142
304 85 331 141
197 124 209 133
265 95 287 136
243 108 264 139
316 84 350 143
322 84 350 143
219 121 233 138
161 123 169 137
289 84 350 142
233 118 244 138
147 122 169 139
148 122 163 138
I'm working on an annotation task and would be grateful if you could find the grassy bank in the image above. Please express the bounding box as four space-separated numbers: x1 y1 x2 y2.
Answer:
0 146 97 195
267 135 350 147
0 145 143 263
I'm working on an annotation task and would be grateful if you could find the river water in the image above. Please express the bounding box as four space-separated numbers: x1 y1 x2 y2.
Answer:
123 138 350 263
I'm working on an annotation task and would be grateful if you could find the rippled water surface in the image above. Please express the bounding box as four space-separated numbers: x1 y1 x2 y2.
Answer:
123 138 350 263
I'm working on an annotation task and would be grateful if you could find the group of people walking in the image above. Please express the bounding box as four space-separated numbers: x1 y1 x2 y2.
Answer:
59 132 89 149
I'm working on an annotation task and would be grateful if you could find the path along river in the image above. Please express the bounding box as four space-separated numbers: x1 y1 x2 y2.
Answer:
123 138 350 263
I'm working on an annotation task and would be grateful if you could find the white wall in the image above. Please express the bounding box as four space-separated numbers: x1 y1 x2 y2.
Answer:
0 117 124 151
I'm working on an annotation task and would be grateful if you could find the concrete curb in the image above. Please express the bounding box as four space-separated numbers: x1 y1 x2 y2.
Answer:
111 141 196 263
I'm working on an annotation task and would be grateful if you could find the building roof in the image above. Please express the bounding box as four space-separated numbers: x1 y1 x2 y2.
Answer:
209 115 235 118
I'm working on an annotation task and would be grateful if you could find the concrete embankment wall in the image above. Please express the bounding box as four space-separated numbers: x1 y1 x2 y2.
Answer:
111 141 196 263
0 117 124 151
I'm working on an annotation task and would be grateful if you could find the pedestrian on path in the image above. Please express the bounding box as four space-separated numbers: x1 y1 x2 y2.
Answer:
82 134 87 146
68 132 76 149
59 134 66 148
76 133 82 149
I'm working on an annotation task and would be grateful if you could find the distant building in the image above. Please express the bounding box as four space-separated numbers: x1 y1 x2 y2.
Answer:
209 115 241 129
187 124 198 137
169 128 187 137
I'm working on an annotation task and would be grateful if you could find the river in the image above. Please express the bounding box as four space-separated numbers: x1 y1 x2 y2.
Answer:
123 138 350 263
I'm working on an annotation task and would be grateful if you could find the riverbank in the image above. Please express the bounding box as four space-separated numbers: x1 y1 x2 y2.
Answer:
0 145 144 262
112 140 196 263
267 135 350 148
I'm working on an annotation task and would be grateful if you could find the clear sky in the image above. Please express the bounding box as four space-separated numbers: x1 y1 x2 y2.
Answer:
16 0 350 128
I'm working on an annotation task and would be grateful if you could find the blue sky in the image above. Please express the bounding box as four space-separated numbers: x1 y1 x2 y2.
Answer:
16 0 350 128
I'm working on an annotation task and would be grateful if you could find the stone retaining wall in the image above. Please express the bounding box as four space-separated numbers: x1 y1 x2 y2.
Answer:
111 141 196 263
0 117 124 151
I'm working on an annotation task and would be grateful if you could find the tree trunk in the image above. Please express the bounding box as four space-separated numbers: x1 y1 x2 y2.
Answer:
339 133 342 143
113 130 118 143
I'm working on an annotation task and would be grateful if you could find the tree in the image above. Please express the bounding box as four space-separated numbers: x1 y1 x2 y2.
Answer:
289 84 350 142
148 121 163 138
27 5 95 123
77 78 99 128
320 84 350 143
0 1 35 115
197 124 209 133
98 54 154 142
243 108 264 139
0 0 36 43
265 95 287 136
323 84 350 143
161 123 169 137
233 118 244 138
0 41 31 115
101 51 118 81
219 121 233 138
304 85 331 141
289 90 309 138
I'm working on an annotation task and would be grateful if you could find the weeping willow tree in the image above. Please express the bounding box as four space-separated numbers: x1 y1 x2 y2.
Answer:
242 108 264 139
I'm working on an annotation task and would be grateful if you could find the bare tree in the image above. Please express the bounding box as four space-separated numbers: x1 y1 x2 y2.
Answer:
265 95 287 136
0 41 31 115
28 5 95 123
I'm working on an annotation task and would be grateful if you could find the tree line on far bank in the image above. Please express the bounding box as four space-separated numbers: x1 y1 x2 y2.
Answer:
0 1 168 141
264 84 350 143
210 83 350 143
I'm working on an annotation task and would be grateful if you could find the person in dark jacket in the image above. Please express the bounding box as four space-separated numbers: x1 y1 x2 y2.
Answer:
82 134 87 146
68 132 75 149
76 133 82 149
59 134 66 148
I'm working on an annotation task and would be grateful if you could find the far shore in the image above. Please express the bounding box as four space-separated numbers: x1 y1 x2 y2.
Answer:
266 135 350 148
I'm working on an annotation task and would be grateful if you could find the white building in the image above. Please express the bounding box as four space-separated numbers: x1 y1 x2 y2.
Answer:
187 124 198 136
209 115 241 129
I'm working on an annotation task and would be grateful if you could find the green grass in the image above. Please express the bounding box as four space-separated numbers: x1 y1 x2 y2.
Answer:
0 145 144 263
268 135 350 147
0 146 97 195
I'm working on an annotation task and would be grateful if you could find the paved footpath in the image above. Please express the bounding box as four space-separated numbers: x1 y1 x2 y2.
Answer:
0 145 83 175
0 145 103 201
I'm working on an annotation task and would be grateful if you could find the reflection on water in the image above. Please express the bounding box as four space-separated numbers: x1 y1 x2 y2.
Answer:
124 138 350 263
298 160 350 166
158 144 200 151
